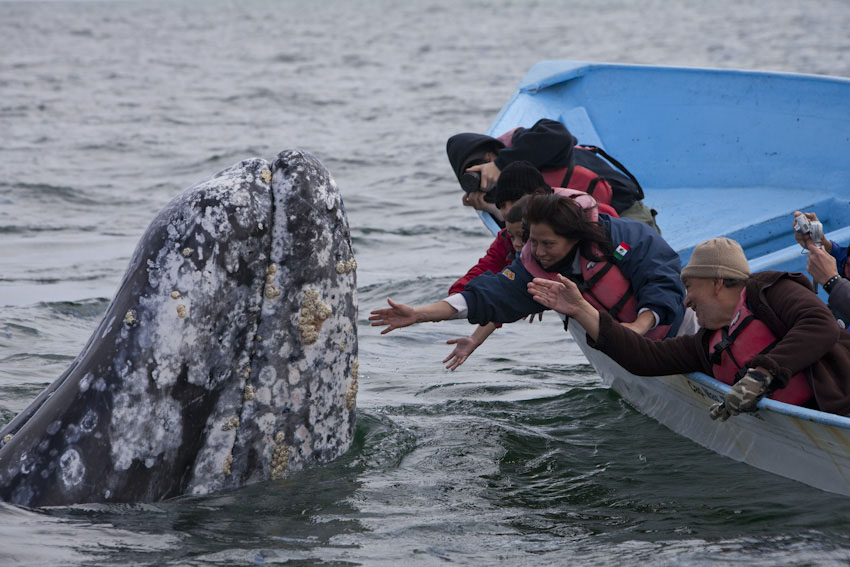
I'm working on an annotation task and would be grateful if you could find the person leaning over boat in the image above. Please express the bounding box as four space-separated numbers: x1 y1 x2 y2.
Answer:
527 237 850 418
446 118 658 231
449 161 618 295
792 211 850 327
370 192 686 348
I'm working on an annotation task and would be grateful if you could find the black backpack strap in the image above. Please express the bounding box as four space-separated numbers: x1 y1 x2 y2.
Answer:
580 145 645 200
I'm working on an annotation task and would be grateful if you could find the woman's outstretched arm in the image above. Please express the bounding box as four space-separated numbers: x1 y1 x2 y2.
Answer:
369 298 460 334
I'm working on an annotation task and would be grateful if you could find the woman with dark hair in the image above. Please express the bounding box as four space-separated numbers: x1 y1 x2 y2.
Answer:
370 192 687 345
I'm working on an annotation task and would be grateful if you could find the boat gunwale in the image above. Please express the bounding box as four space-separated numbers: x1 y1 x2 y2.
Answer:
515 59 850 95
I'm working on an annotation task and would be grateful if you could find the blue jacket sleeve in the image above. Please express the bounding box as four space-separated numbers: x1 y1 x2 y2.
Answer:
460 258 546 325
601 215 686 330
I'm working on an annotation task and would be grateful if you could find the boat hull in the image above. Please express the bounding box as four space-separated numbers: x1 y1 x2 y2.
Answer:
571 324 850 496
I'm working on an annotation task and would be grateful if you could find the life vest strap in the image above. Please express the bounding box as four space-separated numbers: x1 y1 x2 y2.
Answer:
560 163 575 189
586 176 602 198
709 314 756 365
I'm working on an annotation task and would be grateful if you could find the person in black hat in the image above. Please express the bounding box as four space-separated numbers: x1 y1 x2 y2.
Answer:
446 119 571 221
446 118 659 231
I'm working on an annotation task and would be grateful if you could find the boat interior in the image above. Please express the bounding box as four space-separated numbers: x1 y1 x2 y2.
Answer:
486 61 850 284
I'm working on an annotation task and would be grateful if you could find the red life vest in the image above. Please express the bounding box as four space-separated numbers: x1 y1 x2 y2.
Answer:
708 288 813 406
496 129 614 207
519 191 669 339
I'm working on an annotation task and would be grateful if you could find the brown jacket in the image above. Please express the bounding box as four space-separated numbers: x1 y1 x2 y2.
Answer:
589 271 850 415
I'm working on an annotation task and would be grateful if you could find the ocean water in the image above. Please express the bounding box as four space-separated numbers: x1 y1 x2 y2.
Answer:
3 1 850 565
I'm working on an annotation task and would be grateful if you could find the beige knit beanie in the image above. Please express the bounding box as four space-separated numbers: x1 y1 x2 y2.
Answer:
680 237 751 282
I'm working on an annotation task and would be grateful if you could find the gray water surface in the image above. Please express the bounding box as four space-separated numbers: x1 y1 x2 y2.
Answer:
3 1 850 565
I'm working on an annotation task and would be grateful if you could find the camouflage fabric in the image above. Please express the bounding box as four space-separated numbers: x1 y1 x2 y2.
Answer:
709 369 773 421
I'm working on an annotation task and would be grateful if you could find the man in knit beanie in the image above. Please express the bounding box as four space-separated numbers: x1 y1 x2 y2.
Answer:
527 236 850 419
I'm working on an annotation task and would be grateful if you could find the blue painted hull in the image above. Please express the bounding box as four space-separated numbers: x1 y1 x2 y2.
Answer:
487 61 850 494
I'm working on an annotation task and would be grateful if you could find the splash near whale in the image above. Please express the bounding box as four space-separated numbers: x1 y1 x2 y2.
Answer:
0 150 358 507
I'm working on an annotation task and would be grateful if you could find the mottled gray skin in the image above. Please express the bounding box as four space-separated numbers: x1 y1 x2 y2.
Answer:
0 150 358 507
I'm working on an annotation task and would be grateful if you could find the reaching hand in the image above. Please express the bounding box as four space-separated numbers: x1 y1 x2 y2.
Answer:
369 298 418 334
461 190 489 210
443 336 479 371
527 274 584 316
465 161 501 191
709 368 773 421
792 210 831 252
806 241 840 286
792 210 819 249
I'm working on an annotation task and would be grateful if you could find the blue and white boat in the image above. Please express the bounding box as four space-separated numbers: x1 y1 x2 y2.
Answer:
482 60 850 496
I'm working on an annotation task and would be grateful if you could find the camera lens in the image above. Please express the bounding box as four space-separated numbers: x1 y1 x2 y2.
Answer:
460 171 481 193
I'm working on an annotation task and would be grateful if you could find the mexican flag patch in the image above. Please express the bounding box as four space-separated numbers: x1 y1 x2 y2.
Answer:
614 242 630 260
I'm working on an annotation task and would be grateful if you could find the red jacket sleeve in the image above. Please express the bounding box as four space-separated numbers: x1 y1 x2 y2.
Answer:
449 230 513 295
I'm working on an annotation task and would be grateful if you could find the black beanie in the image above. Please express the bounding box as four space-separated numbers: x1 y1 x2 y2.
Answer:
488 161 550 206
446 133 505 181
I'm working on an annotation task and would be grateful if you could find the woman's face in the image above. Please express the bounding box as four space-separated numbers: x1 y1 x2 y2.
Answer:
529 223 576 269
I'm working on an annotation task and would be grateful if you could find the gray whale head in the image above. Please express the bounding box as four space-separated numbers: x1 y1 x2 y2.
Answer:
0 150 358 506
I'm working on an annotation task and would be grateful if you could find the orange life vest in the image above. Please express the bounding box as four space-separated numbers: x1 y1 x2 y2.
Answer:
708 288 813 406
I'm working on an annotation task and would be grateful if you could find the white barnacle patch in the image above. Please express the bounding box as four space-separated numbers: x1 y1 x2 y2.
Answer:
59 448 85 488
2 434 11 444
261 168 273 185
335 257 357 275
176 304 188 318
110 368 183 471
270 431 290 480
223 454 233 476
79 372 94 392
345 359 359 411
265 284 281 299
298 289 332 345
171 290 181 299
221 416 240 431
124 310 138 327
182 247 193 257
79 410 98 433
46 420 62 436
243 384 256 401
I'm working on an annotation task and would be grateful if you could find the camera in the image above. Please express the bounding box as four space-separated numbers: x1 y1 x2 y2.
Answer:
793 213 824 247
460 171 481 193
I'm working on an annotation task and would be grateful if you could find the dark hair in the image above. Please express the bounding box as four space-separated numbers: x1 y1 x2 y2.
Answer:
505 195 529 224
524 192 613 261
